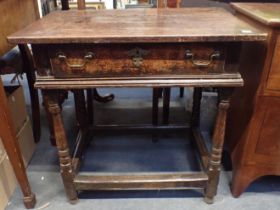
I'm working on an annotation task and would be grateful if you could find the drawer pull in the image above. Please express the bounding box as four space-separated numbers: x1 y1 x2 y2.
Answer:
185 50 221 68
57 52 94 70
127 48 149 68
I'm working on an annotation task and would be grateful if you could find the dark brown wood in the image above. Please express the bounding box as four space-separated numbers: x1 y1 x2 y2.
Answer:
9 7 267 204
18 44 41 143
42 90 78 203
72 90 89 162
8 8 267 44
86 89 93 124
191 87 202 128
191 128 209 170
74 172 208 190
179 87 184 97
226 3 280 197
47 43 226 78
162 88 171 125
91 124 189 133
77 0 86 10
204 88 233 204
61 0 70 10
152 88 159 126
0 79 36 209
35 76 244 89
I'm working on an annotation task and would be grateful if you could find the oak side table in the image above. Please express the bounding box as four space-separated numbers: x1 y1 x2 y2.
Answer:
8 8 266 204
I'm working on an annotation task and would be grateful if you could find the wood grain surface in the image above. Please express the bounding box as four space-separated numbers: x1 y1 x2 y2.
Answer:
231 3 280 27
8 8 267 44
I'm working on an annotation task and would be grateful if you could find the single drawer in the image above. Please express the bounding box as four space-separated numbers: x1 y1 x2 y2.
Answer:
48 43 226 78
267 34 280 91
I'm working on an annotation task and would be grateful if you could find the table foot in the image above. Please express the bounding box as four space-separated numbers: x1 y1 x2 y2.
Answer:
69 198 79 205
23 193 36 209
203 196 214 204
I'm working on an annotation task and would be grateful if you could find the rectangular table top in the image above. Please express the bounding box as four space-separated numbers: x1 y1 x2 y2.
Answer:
8 8 267 44
231 3 280 28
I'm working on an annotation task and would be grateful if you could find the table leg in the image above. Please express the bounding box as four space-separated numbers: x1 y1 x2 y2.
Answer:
73 90 90 160
204 88 233 204
18 44 41 143
191 87 202 128
42 90 78 203
162 88 171 125
0 79 36 209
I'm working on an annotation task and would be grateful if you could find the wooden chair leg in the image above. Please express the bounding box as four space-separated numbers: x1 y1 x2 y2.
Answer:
18 44 41 143
191 87 202 128
86 89 93 125
162 87 171 125
204 88 233 204
152 88 159 126
179 87 184 98
73 90 90 159
152 88 160 142
0 79 36 209
42 90 78 203
93 88 114 103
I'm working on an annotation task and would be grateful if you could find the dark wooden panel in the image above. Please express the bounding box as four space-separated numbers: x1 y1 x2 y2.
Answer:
8 8 267 44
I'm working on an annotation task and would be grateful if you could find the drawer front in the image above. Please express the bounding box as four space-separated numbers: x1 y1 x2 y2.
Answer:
48 43 226 78
267 34 280 91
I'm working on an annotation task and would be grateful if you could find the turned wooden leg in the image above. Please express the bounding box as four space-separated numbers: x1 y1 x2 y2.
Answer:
43 101 56 146
162 88 171 125
0 79 36 209
204 88 233 204
42 90 78 203
191 87 202 128
18 44 41 143
93 88 114 103
43 91 68 146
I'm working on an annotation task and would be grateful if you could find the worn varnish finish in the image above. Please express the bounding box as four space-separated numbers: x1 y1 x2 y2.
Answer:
8 8 267 44
48 43 226 78
7 7 266 204
226 3 280 197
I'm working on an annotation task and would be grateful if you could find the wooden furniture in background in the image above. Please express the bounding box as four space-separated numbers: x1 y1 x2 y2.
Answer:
0 0 39 208
226 3 280 197
0 79 36 209
8 8 266 204
0 0 41 143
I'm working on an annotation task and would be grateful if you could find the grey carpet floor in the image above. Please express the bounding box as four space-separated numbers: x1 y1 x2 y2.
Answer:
3 76 280 210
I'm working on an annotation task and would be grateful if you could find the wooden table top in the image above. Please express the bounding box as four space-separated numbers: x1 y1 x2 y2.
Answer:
8 8 267 44
231 3 280 28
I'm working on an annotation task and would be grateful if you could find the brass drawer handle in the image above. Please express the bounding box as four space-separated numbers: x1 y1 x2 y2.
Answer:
57 52 94 70
185 50 221 68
